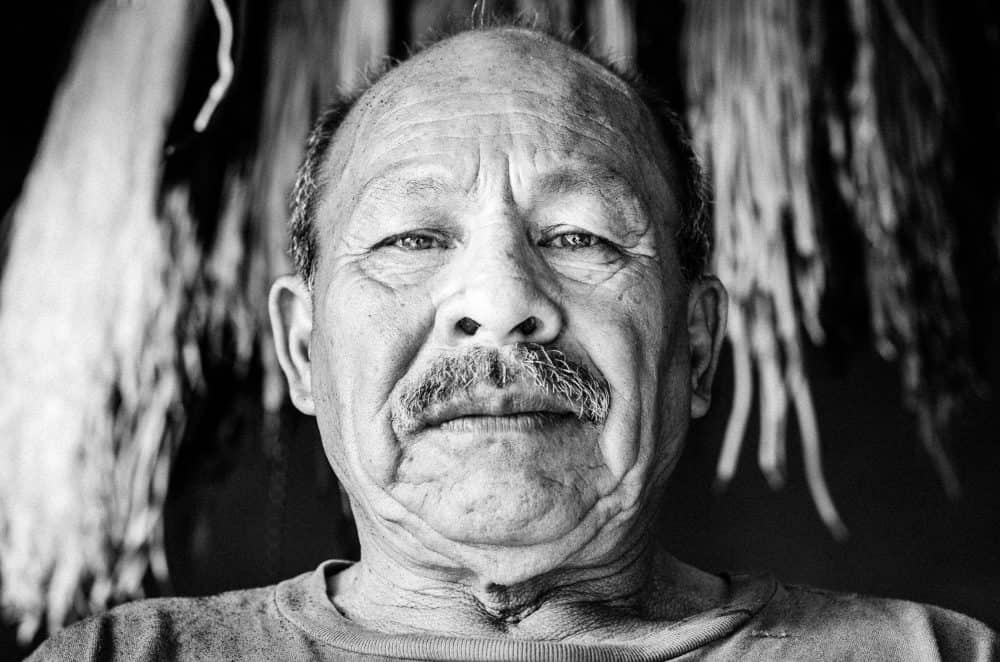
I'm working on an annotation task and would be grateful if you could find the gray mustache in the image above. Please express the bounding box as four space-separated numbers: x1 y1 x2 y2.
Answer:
396 343 611 426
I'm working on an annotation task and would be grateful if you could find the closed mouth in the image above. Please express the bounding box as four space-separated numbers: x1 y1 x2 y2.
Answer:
436 411 575 433
414 386 578 434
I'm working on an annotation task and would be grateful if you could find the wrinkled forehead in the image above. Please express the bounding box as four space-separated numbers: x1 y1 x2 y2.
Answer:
361 30 640 126
324 29 676 220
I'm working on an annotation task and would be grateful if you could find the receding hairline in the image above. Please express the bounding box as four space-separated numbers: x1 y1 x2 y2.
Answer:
409 26 636 94
330 26 651 168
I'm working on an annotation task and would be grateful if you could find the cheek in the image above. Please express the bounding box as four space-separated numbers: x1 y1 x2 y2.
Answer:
584 270 675 389
318 274 429 393
564 269 677 480
311 269 435 481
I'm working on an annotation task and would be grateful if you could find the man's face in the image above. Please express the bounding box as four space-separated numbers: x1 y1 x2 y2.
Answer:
273 30 724 582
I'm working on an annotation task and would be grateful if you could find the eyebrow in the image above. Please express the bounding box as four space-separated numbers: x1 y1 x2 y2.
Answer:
402 176 452 197
346 171 459 235
533 166 650 233
359 162 459 202
535 166 638 199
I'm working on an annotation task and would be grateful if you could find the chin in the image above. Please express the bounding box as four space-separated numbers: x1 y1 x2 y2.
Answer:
428 486 598 547
447 496 640 588
386 434 615 547
378 469 644 585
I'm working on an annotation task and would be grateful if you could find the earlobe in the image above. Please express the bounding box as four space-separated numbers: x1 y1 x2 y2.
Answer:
687 276 728 419
268 274 316 415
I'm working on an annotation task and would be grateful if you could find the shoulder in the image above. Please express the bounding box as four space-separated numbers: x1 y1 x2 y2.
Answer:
26 584 292 662
734 582 998 661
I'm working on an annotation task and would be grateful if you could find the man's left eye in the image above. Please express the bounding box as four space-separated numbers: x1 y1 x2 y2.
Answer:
545 232 606 250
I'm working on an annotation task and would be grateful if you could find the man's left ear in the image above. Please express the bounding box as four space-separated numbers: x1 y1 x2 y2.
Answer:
687 276 728 419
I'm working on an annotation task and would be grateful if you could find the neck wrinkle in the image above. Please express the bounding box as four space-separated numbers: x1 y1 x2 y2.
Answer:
329 538 721 642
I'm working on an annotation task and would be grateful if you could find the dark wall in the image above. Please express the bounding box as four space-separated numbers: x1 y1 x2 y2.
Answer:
662 332 1000 625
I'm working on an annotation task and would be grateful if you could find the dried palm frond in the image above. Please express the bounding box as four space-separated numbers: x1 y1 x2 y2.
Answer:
250 0 359 411
831 0 971 496
683 0 845 538
516 0 575 34
194 0 235 133
0 1 201 641
0 0 395 641
337 0 391 91
412 0 480 42
587 0 636 63
248 0 387 567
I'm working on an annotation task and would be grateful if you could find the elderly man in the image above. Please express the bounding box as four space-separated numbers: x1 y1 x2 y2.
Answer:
31 24 996 662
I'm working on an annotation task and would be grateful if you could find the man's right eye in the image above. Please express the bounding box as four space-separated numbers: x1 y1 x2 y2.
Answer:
375 232 447 250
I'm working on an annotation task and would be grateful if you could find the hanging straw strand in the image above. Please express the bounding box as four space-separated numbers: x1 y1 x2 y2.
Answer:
193 0 235 132
684 0 845 536
840 0 970 497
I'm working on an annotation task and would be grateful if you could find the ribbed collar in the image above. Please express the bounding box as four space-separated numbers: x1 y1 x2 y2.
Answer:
276 560 776 661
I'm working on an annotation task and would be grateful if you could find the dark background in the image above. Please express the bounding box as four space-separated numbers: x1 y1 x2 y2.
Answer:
3 1 999 659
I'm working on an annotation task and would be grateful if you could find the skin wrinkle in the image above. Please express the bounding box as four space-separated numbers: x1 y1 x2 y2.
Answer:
329 62 672 227
393 433 607 526
362 130 652 213
340 146 664 259
271 27 728 643
378 109 629 151
488 537 653 632
389 436 614 549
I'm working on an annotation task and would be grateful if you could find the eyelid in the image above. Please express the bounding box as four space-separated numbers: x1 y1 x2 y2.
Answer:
372 229 454 250
547 232 597 247
539 227 612 247
532 194 650 248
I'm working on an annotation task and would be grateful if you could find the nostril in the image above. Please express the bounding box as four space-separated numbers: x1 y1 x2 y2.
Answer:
456 317 481 336
514 316 539 336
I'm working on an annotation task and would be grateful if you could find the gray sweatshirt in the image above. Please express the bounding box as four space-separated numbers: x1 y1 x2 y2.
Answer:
28 560 998 661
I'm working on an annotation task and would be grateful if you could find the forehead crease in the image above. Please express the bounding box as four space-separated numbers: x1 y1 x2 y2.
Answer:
365 113 632 167
376 91 622 129
356 38 643 129
333 33 649 153
360 80 643 145
320 32 675 216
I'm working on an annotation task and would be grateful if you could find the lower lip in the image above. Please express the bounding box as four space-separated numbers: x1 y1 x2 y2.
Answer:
436 412 575 434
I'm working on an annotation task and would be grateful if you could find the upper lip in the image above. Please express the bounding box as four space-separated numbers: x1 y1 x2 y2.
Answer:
413 385 576 431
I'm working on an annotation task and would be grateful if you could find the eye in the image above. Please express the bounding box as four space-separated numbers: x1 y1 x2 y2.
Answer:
544 231 609 250
375 231 450 251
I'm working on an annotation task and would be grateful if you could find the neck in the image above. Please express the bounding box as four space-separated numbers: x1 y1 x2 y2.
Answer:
329 539 726 642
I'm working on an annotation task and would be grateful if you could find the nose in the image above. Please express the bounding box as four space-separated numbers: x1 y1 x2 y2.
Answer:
434 243 563 348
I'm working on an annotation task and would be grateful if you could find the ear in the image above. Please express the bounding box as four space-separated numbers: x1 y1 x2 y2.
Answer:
687 276 728 419
269 274 315 415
